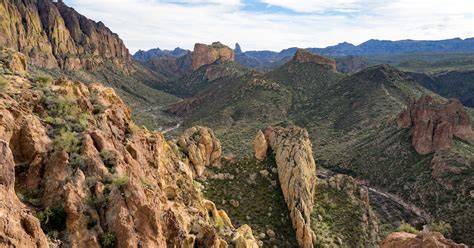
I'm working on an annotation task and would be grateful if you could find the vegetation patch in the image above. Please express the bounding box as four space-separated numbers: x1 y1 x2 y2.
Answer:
200 156 297 247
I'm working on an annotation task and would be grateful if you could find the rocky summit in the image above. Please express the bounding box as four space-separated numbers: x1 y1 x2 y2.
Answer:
293 49 337 71
191 42 235 70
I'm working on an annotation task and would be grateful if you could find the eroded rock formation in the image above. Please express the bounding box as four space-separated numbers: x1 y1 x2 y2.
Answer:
254 126 317 248
191 42 234 70
397 95 474 155
0 140 49 247
171 126 222 177
0 0 131 71
293 48 337 71
0 49 257 248
380 232 467 248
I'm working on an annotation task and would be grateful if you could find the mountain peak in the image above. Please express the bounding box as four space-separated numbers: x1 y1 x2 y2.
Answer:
235 43 243 54
191 42 235 70
292 48 336 71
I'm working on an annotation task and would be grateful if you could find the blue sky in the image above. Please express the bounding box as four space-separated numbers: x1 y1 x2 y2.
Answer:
65 0 474 53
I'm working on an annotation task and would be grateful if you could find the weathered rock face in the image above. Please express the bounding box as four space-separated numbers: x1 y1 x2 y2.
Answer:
380 232 468 248
0 140 49 248
397 95 474 155
0 50 257 248
191 42 235 70
293 48 337 71
171 126 222 177
0 0 131 71
0 48 27 75
255 126 317 248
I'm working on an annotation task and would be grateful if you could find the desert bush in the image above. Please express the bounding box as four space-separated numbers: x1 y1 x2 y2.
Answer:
428 221 452 237
53 129 81 153
69 153 86 168
100 150 116 170
32 75 52 90
0 76 9 92
100 232 116 248
397 222 418 234
37 205 67 232
111 175 129 187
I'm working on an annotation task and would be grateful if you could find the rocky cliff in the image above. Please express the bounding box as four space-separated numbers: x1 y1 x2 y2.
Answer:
254 126 317 248
380 231 467 248
293 49 337 71
0 0 131 71
397 95 474 155
191 42 234 71
0 49 258 247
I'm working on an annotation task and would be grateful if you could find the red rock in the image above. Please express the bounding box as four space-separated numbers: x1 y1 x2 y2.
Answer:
293 48 337 71
397 95 474 154
191 42 234 70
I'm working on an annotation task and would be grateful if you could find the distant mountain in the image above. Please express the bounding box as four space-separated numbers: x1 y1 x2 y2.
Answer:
239 38 474 69
310 38 474 56
133 47 189 61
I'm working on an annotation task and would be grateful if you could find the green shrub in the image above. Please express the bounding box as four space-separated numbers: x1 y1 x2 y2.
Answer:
69 153 86 168
126 123 140 136
32 75 52 90
429 221 452 237
100 232 116 248
100 150 116 170
87 195 106 209
397 222 418 234
53 129 81 153
0 76 9 92
93 104 105 115
111 175 129 187
140 177 154 191
37 205 67 232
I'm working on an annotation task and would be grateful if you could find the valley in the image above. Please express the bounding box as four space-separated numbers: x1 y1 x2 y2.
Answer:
0 0 473 247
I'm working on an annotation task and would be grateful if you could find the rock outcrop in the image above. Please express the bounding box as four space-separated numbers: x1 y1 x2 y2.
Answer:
0 0 131 71
0 50 257 248
253 130 268 161
293 49 337 71
397 95 474 155
254 127 317 248
380 232 467 248
0 140 49 248
191 42 234 70
171 126 222 177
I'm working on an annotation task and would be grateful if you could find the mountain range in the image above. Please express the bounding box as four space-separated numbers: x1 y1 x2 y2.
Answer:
0 1 473 247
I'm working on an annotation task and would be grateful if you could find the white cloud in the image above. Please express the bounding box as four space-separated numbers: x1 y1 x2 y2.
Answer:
65 0 474 53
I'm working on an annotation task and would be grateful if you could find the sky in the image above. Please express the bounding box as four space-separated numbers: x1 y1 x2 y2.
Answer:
64 0 474 54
